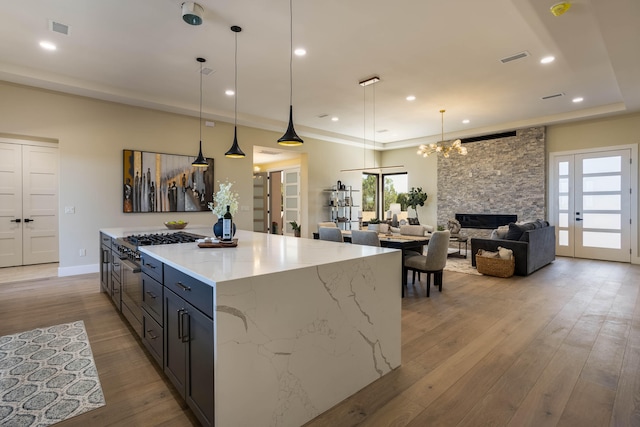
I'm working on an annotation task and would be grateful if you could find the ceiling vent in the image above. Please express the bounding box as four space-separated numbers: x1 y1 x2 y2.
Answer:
259 150 281 156
376 129 388 133
49 20 69 35
541 92 565 100
201 67 214 76
500 51 529 64
317 113 329 118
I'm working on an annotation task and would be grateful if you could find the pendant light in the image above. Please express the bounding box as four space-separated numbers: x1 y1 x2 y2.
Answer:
277 0 303 146
225 25 246 158
416 110 467 158
192 57 209 167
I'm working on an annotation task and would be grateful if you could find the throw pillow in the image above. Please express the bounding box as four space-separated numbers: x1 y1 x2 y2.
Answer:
505 222 535 240
497 246 513 260
495 225 509 239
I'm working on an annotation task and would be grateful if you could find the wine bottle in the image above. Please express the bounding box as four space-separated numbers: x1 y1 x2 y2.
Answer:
222 205 233 241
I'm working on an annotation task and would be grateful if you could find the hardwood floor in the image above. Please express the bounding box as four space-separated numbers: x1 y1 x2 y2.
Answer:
1 257 639 426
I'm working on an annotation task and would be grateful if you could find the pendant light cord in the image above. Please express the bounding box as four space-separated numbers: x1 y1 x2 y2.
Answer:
235 31 238 127
363 84 366 169
289 0 293 106
373 82 376 168
199 60 203 141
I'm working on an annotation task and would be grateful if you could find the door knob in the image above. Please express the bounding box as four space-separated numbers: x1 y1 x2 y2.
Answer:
575 218 583 221
10 219 22 223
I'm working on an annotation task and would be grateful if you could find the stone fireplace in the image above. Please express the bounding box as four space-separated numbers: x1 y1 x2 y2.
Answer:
438 127 546 239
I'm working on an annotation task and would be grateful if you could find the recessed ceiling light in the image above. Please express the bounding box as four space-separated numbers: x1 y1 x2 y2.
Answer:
225 90 235 96
572 97 584 103
406 95 416 101
462 119 470 124
540 56 555 64
39 41 56 51
331 117 339 122
294 48 306 56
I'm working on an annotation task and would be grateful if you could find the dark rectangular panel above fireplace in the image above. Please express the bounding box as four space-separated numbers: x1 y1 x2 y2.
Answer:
455 213 517 229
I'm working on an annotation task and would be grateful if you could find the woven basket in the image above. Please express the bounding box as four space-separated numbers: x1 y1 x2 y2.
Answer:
476 254 515 278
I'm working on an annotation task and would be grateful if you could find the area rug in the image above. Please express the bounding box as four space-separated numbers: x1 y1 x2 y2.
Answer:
0 320 105 426
445 249 482 276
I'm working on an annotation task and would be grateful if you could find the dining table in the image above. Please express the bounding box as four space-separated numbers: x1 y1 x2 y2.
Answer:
314 230 431 295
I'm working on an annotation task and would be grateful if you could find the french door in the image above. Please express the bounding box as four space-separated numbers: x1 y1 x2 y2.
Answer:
552 149 631 262
0 140 59 267
282 168 300 236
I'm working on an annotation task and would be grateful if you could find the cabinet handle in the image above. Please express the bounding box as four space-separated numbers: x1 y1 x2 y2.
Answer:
102 249 109 263
177 308 184 340
181 310 190 343
145 291 157 299
24 218 34 223
10 219 21 223
146 329 158 340
176 281 191 291
113 262 120 267
147 263 156 269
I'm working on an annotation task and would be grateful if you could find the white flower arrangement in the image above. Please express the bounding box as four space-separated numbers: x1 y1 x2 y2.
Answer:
208 181 239 218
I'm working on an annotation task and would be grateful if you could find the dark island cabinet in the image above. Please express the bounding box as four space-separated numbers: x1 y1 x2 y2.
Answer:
99 233 111 293
164 287 214 427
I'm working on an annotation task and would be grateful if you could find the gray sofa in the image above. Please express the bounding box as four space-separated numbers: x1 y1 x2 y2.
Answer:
471 224 556 276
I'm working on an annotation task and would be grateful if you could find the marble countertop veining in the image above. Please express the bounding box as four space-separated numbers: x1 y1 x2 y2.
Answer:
100 227 398 287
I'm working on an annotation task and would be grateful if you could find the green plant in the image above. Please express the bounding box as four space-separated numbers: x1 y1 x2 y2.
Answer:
406 187 428 222
437 225 445 231
289 221 301 231
368 218 380 224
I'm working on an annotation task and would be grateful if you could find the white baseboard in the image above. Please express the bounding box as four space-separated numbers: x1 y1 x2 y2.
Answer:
58 263 100 277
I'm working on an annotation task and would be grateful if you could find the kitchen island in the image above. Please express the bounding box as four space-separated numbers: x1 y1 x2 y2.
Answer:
101 227 401 426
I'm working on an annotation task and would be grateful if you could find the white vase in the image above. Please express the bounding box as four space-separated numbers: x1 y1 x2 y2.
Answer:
367 224 379 232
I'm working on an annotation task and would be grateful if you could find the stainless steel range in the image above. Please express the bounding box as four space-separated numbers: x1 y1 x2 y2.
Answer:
113 231 204 337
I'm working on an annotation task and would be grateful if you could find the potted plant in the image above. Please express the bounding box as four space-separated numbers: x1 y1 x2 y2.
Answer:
289 221 301 237
406 187 428 223
367 217 381 232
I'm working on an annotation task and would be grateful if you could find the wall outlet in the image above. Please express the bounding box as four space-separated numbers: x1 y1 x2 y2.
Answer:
79 248 86 257
64 206 75 214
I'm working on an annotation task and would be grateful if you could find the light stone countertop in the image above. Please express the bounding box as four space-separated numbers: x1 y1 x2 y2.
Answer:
100 226 398 287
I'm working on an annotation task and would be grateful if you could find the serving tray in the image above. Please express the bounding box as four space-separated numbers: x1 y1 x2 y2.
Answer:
197 239 238 248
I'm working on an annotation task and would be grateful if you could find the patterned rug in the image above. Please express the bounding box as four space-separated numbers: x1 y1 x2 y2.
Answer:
445 250 482 275
0 321 105 426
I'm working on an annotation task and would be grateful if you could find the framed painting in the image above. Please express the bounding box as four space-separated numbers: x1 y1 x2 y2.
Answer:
123 149 214 213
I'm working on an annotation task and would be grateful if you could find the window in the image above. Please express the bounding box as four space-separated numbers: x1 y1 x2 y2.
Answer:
361 173 379 221
382 173 408 220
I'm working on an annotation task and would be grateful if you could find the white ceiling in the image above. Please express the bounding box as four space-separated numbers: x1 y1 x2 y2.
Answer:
1 0 639 152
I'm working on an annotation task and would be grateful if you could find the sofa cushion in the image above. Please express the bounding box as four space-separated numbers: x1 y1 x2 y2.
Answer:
505 222 536 241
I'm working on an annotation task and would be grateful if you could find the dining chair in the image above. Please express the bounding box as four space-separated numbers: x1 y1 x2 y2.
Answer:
317 221 337 230
403 230 450 297
318 227 344 242
350 230 380 247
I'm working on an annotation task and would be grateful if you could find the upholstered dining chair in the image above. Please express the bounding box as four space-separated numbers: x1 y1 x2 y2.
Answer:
403 230 450 297
318 227 344 243
317 221 338 230
350 230 380 247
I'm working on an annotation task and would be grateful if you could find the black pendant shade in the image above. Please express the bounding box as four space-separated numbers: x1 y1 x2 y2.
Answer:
278 105 303 146
225 25 246 158
192 140 208 166
278 0 303 147
192 57 208 167
225 126 245 158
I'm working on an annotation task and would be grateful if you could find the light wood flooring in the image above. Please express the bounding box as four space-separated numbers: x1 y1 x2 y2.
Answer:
1 257 639 426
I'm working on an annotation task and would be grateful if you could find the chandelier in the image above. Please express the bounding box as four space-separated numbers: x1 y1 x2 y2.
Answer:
417 109 468 158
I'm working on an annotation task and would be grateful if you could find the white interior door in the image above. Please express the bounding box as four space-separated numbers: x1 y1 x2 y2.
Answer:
22 144 59 265
0 142 23 267
0 140 59 267
282 168 300 236
553 149 631 262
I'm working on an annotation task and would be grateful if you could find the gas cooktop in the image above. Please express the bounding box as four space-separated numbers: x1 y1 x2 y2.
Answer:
121 231 205 248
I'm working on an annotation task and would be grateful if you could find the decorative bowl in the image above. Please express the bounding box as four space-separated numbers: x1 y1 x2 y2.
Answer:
164 221 188 230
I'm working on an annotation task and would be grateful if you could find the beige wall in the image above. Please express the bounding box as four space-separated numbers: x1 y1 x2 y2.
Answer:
0 81 371 272
2 81 638 270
